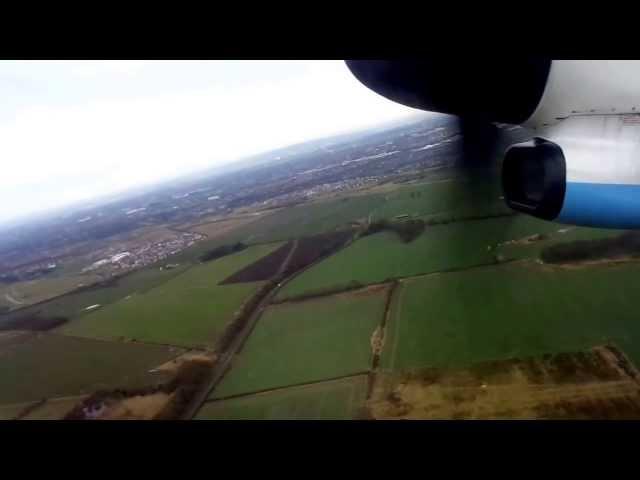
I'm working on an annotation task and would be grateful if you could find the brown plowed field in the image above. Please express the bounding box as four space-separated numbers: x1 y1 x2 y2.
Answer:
281 230 353 277
221 230 353 285
368 345 640 419
220 242 294 284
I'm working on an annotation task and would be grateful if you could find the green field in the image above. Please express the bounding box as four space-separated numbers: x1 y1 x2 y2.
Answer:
169 196 384 262
212 289 387 398
0 333 180 404
0 263 191 327
369 177 506 222
277 215 565 300
60 243 282 348
173 176 508 256
218 195 384 245
0 273 104 312
381 261 640 372
197 375 367 420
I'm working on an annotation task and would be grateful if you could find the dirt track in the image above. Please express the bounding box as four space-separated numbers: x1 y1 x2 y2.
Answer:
367 282 398 399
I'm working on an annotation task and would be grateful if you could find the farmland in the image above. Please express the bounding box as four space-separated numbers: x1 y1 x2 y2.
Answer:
176 177 507 251
221 241 293 283
60 243 283 348
211 286 387 399
369 177 507 222
184 213 271 239
170 195 382 257
197 375 367 420
0 262 191 330
0 272 103 312
281 231 354 277
224 196 378 244
380 261 640 372
0 333 180 404
3 112 640 420
276 215 564 301
370 346 640 419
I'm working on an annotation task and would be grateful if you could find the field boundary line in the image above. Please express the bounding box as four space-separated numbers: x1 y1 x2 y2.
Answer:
398 258 523 283
367 282 399 399
389 282 406 373
54 331 195 352
273 282 391 306
183 231 359 419
131 262 198 296
205 371 370 403
274 258 525 305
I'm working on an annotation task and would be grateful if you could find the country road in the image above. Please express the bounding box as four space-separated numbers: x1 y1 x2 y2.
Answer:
181 235 353 419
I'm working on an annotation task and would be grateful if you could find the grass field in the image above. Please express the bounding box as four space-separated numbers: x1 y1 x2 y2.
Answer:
169 214 272 265
0 333 181 404
0 273 103 312
227 195 384 244
174 177 508 255
211 287 387 398
60 243 282 348
277 215 563 300
197 375 367 420
168 197 382 263
369 177 506 222
187 214 270 238
381 261 640 372
0 263 191 328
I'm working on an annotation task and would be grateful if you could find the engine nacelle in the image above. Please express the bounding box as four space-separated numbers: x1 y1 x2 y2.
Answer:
345 60 552 124
346 60 640 129
345 60 640 229
503 115 640 229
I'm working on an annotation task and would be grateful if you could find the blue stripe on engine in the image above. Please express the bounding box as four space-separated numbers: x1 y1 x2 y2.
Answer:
558 182 640 229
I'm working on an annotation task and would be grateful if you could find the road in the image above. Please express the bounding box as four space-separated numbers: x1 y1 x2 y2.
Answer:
181 236 352 419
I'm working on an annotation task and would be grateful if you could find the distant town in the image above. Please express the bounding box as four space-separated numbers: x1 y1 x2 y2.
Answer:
0 115 529 287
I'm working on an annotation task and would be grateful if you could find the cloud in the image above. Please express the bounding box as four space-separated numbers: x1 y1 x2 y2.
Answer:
0 60 421 223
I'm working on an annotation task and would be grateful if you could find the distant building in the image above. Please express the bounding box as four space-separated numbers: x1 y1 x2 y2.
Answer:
110 252 131 263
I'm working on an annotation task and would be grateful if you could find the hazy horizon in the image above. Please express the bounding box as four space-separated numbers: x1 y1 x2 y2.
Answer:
0 60 425 225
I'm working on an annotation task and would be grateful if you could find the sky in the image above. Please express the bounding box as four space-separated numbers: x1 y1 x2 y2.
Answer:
0 60 422 224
